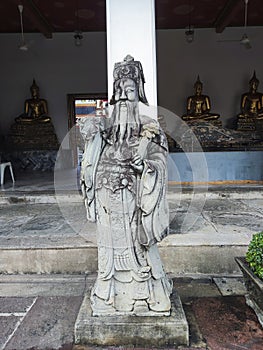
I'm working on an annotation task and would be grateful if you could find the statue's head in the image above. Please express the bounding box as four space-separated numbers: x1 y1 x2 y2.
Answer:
249 71 259 90
194 75 203 95
110 55 148 105
30 79 40 97
109 55 149 143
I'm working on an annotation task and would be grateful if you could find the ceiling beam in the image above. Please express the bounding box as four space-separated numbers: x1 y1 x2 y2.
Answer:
213 0 241 33
13 0 53 38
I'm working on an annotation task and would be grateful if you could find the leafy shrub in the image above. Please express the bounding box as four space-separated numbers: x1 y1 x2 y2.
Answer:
246 232 263 280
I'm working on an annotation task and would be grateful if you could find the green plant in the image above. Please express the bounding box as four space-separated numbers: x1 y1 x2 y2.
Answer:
246 232 263 280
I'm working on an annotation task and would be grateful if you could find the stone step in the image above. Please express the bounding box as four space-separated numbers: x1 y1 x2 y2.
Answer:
1 184 263 205
0 187 261 276
0 231 249 276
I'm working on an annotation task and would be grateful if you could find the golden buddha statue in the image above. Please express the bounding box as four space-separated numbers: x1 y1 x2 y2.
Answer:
182 76 220 121
238 71 263 120
15 79 51 123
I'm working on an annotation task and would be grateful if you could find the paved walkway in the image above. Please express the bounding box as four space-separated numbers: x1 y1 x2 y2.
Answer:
0 170 263 349
1 170 263 250
0 274 262 350
1 170 263 275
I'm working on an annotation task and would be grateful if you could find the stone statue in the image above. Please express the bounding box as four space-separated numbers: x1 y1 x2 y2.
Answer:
15 79 51 123
182 76 220 121
238 71 263 120
158 114 176 151
78 55 172 316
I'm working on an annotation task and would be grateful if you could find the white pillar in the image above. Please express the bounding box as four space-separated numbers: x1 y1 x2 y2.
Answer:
106 0 157 118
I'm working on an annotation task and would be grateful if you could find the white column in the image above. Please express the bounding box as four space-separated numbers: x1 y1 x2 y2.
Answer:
106 0 157 118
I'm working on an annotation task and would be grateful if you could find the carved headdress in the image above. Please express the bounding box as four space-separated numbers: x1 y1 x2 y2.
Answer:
249 70 259 86
30 79 39 92
194 75 203 88
110 55 148 105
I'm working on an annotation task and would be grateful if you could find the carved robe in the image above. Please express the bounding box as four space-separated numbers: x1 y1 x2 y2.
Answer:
80 116 172 315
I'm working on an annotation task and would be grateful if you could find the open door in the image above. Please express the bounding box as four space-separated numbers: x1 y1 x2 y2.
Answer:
67 93 107 167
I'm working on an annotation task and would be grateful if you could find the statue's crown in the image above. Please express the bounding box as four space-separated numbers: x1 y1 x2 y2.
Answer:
194 75 202 87
113 55 145 84
30 79 39 91
110 54 148 105
249 70 259 85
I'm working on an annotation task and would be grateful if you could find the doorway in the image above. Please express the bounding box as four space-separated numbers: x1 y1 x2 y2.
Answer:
67 93 107 167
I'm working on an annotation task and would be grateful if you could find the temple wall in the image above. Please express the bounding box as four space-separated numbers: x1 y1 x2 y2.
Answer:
0 27 263 144
0 32 107 144
157 27 263 128
168 151 263 183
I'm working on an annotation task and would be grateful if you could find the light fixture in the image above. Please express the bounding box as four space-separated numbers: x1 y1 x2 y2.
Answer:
216 0 251 49
74 30 83 46
74 0 83 47
18 4 29 51
185 26 194 43
185 0 194 43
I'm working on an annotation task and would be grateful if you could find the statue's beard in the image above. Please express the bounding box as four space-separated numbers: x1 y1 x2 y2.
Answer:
111 100 140 144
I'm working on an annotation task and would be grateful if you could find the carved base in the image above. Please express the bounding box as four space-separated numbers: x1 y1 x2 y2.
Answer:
236 118 263 132
237 118 257 131
187 119 222 127
183 118 222 128
210 119 222 127
172 120 263 152
9 121 59 151
74 291 189 348
6 150 58 171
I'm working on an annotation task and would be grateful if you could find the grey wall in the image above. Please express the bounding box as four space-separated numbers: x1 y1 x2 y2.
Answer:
0 27 263 144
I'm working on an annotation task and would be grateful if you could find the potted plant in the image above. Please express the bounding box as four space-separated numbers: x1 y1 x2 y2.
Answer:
236 232 263 327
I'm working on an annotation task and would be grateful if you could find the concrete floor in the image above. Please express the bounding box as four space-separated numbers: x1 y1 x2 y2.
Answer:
1 169 263 275
0 169 263 349
0 274 262 350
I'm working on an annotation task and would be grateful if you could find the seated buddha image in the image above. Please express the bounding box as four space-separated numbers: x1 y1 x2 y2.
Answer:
15 79 51 123
182 76 220 121
238 71 263 120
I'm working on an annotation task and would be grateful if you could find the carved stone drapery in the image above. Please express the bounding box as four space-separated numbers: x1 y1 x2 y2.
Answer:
79 55 172 316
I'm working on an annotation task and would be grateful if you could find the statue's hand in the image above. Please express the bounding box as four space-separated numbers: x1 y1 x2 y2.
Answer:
130 154 144 174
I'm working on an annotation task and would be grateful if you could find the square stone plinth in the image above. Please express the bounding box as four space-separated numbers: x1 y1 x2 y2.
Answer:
74 292 189 348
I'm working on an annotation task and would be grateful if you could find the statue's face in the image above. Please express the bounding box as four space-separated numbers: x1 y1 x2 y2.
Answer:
250 80 258 91
114 78 138 103
111 77 140 142
31 87 39 98
195 83 202 95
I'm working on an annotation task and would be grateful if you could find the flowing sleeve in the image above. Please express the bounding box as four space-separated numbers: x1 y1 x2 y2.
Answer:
78 117 103 222
139 134 169 247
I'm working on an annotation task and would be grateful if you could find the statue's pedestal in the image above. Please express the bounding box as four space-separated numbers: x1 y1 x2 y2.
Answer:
209 119 222 127
7 121 60 171
183 119 222 128
172 120 263 152
237 117 263 132
6 150 57 171
237 118 257 131
9 122 59 150
74 291 189 348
